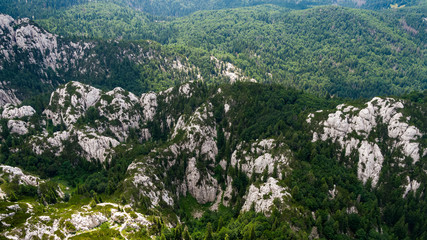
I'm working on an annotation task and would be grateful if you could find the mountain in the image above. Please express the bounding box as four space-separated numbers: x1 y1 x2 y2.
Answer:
165 5 426 98
32 4 427 98
0 1 426 239
0 0 423 19
0 81 425 239
2 4 425 100
0 14 252 108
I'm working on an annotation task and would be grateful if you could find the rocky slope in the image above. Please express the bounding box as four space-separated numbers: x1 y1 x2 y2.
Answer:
0 14 252 108
1 199 154 239
308 97 425 191
0 81 425 239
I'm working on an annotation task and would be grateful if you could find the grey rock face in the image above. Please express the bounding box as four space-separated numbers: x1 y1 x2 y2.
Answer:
2 105 36 119
241 177 290 215
7 120 29 135
310 97 424 187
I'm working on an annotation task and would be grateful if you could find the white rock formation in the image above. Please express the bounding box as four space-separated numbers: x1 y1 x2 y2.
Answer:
7 204 20 211
76 131 120 163
172 103 217 161
183 157 218 204
357 141 384 186
24 219 62 240
2 105 35 119
127 161 174 207
4 202 152 239
68 212 108 232
241 177 290 215
0 188 7 200
96 87 143 141
310 97 424 187
0 89 21 108
179 83 192 97
31 129 119 163
403 176 421 197
172 103 220 203
43 82 156 143
0 165 40 186
7 120 29 135
210 56 253 83
140 92 157 122
0 14 87 72
44 81 102 126
231 139 290 179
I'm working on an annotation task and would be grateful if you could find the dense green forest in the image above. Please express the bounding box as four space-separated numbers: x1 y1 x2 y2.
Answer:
34 2 427 98
0 0 426 238
0 0 422 19
0 2 425 99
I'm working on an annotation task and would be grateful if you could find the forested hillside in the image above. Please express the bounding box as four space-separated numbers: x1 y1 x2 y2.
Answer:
0 3 425 100
0 0 426 239
0 81 425 239
165 5 426 98
0 14 254 106
36 3 427 98
0 0 422 19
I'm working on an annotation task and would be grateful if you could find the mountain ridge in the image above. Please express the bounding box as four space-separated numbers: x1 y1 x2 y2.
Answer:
0 80 425 239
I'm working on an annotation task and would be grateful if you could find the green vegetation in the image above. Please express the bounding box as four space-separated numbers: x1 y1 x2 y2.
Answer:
29 3 427 98
0 82 426 239
165 5 426 98
0 0 426 238
1 1 425 100
0 0 422 20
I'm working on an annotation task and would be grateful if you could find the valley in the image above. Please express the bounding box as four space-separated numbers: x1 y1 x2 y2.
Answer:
0 0 426 239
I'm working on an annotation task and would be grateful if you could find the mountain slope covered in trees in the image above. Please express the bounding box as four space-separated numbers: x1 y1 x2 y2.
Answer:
31 2 427 98
0 13 253 106
1 3 426 100
0 1 426 239
0 0 423 19
0 81 425 239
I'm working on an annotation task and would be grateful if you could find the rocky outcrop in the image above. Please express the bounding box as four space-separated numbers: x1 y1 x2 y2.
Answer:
76 131 120 163
310 97 424 187
241 177 290 215
230 139 291 179
28 81 161 162
210 56 256 83
0 14 204 107
44 82 102 126
173 103 217 162
43 81 157 142
0 89 21 108
2 105 36 119
68 212 108 232
403 176 421 197
123 94 222 206
140 92 157 122
1 105 36 135
0 188 7 200
31 129 119 164
7 120 30 135
0 165 40 186
3 202 152 240
96 87 152 142
0 14 87 72
126 161 174 207
357 141 384 185
172 103 219 203
183 157 218 204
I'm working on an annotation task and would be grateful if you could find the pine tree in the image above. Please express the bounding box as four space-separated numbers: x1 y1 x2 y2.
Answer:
204 222 213 240
217 216 224 232
182 226 192 240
